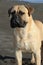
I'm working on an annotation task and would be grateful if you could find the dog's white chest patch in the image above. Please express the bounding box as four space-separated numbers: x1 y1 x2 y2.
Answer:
13 28 34 52
17 40 32 52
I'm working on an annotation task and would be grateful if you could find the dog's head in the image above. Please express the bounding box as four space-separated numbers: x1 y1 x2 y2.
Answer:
8 5 34 28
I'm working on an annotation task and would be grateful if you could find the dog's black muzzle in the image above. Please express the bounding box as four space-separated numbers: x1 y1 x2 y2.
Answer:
10 15 27 28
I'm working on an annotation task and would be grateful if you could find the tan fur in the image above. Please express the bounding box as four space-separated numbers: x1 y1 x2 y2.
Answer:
9 5 43 65
35 20 43 41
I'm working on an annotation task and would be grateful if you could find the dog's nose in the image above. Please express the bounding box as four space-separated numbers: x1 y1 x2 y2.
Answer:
13 14 20 24
13 14 18 20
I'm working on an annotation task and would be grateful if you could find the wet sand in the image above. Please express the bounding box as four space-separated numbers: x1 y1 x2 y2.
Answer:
0 0 43 65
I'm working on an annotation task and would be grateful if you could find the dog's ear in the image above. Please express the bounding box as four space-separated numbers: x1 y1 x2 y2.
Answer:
8 7 13 17
25 5 34 16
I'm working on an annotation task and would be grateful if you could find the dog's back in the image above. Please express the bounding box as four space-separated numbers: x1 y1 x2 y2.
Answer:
35 20 43 41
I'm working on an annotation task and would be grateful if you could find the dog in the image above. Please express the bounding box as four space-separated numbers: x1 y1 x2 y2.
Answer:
8 5 43 65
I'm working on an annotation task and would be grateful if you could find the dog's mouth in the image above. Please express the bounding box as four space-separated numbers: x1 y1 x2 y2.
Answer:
10 16 27 28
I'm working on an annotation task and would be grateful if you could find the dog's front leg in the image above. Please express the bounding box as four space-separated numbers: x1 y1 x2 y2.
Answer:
31 53 35 64
15 50 22 65
35 49 41 65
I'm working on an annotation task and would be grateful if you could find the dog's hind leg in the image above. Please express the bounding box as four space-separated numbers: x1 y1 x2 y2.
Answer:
15 50 22 65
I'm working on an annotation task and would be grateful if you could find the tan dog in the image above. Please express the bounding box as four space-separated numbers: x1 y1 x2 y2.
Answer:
8 5 43 65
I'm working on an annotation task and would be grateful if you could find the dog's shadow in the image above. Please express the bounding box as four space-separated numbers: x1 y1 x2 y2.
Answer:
22 58 36 65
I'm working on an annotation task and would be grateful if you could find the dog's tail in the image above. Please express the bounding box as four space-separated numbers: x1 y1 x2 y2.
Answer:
35 20 43 41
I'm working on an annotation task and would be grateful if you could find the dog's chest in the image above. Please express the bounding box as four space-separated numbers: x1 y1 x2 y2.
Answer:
13 28 34 52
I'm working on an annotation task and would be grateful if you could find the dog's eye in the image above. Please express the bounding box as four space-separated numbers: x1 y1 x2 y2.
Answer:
19 11 25 15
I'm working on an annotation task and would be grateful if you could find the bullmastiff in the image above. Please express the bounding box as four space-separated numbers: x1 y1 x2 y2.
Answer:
8 5 43 65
